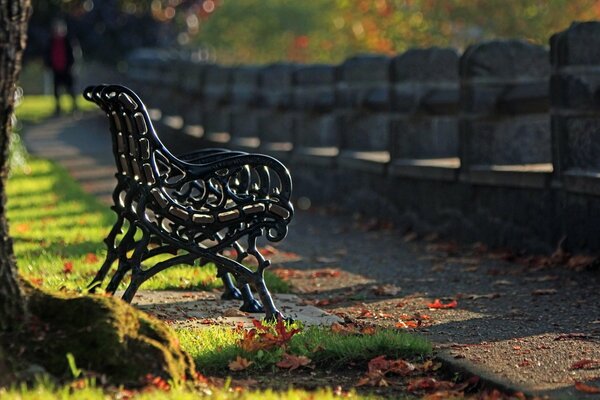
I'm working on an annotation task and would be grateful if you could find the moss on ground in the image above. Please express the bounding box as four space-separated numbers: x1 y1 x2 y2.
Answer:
22 284 195 386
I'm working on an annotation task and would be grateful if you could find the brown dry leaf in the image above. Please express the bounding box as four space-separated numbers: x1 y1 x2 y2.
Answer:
567 255 597 270
571 359 600 370
331 322 359 335
372 284 401 296
228 356 253 371
407 377 455 393
403 231 418 242
464 293 501 300
575 382 600 394
311 269 341 278
275 353 311 371
356 371 388 387
315 256 339 264
223 308 247 317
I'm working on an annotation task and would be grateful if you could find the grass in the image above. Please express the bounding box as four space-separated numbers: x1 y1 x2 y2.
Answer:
4 96 432 398
7 152 288 294
178 325 431 374
15 94 95 124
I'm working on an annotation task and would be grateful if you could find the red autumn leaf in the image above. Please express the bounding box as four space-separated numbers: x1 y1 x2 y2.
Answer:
311 269 341 278
259 245 277 256
427 299 458 309
331 322 359 335
228 356 253 371
15 223 30 233
355 370 388 387
145 374 170 391
367 355 390 372
84 253 99 263
396 320 419 329
358 309 373 318
571 359 600 370
63 261 74 274
575 382 600 393
360 326 377 335
407 377 455 393
275 353 311 371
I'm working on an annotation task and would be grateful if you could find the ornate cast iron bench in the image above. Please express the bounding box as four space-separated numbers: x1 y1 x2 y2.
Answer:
83 84 294 320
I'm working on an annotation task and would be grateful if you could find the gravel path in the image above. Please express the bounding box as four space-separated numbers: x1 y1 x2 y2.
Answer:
23 114 600 399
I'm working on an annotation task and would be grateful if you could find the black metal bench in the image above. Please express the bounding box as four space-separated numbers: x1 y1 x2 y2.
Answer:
83 84 294 320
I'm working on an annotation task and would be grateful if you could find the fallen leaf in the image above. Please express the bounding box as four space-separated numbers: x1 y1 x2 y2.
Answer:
567 255 597 270
396 320 418 329
555 333 590 341
571 359 600 370
331 322 358 335
355 371 388 387
464 293 500 300
311 269 341 278
228 356 253 371
63 261 74 274
276 353 311 371
315 256 339 264
84 253 99 264
271 268 303 279
223 308 247 317
427 299 458 309
372 284 401 296
575 382 600 394
407 377 454 393
15 223 29 233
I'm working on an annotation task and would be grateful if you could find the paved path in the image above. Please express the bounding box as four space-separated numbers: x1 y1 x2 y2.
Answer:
22 114 600 399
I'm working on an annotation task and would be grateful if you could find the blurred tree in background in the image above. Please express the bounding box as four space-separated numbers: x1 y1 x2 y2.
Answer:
24 0 600 65
195 0 600 64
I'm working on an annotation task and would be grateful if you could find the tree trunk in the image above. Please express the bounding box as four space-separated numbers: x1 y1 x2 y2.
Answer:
0 0 31 333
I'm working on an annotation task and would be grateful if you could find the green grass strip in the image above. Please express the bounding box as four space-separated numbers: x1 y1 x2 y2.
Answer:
7 157 288 293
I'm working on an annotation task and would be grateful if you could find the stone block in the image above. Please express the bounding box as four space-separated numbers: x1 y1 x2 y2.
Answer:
562 116 600 171
391 47 459 82
465 116 551 165
230 66 260 105
337 55 391 109
551 71 600 110
294 115 339 148
340 113 389 151
203 64 231 104
551 22 600 67
390 116 458 159
460 40 549 79
293 64 336 111
259 63 297 108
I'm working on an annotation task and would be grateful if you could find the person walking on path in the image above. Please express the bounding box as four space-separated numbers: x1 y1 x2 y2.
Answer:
45 19 78 115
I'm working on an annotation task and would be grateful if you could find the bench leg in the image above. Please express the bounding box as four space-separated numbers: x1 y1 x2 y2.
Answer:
239 283 263 313
220 272 243 300
104 221 137 294
88 214 124 292
253 273 283 321
121 227 150 303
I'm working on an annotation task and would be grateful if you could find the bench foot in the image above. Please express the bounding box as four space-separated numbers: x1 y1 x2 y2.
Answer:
239 284 263 313
220 272 243 300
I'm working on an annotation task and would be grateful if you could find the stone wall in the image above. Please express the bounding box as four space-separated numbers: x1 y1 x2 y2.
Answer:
125 21 600 253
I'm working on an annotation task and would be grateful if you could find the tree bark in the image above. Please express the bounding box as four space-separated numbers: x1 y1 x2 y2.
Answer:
0 0 31 333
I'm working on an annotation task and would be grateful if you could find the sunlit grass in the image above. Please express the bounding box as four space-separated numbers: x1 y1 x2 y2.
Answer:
178 325 431 374
0 381 372 400
15 94 95 124
7 157 288 294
